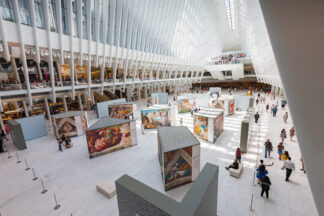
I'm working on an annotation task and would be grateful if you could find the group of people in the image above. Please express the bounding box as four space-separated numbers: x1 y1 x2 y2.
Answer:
226 92 304 200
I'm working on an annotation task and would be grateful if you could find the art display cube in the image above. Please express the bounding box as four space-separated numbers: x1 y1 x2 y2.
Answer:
157 126 200 191
86 117 137 158
52 111 88 138
107 102 137 120
240 109 255 153
209 97 235 116
140 106 172 129
193 110 224 143
209 87 222 98
177 96 195 113
7 115 48 150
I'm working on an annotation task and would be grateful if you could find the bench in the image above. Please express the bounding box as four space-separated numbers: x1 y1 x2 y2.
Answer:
229 163 243 178
96 181 116 199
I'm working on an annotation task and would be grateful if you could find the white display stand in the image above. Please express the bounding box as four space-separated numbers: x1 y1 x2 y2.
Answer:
209 97 235 116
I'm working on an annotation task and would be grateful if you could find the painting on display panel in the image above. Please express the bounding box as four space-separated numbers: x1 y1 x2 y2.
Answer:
210 99 224 109
141 108 171 129
214 112 224 142
86 122 132 158
56 117 77 137
193 115 208 141
177 98 194 113
164 147 192 191
108 104 134 120
81 113 88 132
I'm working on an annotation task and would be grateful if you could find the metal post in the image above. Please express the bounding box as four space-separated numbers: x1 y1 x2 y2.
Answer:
41 179 48 194
53 193 61 210
16 152 21 163
32 168 38 181
24 159 30 171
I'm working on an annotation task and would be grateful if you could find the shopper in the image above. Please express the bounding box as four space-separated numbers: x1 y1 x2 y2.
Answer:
256 98 259 105
235 148 244 163
266 104 270 112
272 106 278 117
260 175 272 198
282 157 295 182
280 129 287 143
180 118 183 126
0 136 4 153
225 159 239 170
256 164 268 184
254 112 260 123
289 127 295 141
281 151 289 162
283 112 288 123
264 139 272 158
259 159 274 167
300 156 306 174
277 143 284 160
141 124 145 135
57 138 63 152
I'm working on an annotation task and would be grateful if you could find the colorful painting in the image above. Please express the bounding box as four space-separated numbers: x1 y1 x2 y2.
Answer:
214 112 224 142
56 117 77 137
193 115 208 141
164 147 192 191
86 122 132 158
108 104 133 120
81 113 88 132
141 108 171 129
210 99 224 109
228 100 235 114
178 98 194 113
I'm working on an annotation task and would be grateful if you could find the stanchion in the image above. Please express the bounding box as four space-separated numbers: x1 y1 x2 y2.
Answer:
41 179 47 194
249 193 255 212
53 193 61 210
32 168 38 181
7 151 12 158
24 159 30 171
16 152 21 164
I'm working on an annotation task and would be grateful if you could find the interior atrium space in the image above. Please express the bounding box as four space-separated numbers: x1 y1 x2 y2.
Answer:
0 0 323 215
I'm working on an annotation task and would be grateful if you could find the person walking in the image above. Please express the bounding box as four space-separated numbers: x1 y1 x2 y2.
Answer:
272 106 278 117
256 98 259 105
283 112 288 123
180 118 183 126
277 142 284 160
289 127 295 141
260 176 272 198
264 139 273 158
254 112 260 123
282 157 295 182
235 148 244 163
266 104 270 112
141 124 145 135
281 151 290 162
300 156 306 174
280 129 287 143
256 165 268 184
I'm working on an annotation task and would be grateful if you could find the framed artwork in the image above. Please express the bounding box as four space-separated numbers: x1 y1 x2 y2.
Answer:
141 108 171 129
56 117 77 137
193 115 208 140
164 147 192 191
108 104 133 120
86 122 132 158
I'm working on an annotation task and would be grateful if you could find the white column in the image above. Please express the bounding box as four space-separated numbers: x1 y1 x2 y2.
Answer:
78 93 83 111
22 100 29 117
0 8 10 62
0 115 5 131
44 98 52 123
260 0 324 215
62 96 68 112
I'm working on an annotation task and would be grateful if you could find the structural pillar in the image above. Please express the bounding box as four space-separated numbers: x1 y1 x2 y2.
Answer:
78 93 83 111
22 100 29 117
260 0 324 215
275 86 280 95
62 96 68 112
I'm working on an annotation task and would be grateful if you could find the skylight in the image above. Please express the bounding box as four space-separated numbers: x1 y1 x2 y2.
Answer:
224 0 235 31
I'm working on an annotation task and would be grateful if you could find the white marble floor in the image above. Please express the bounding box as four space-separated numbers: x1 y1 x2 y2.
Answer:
0 91 318 216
